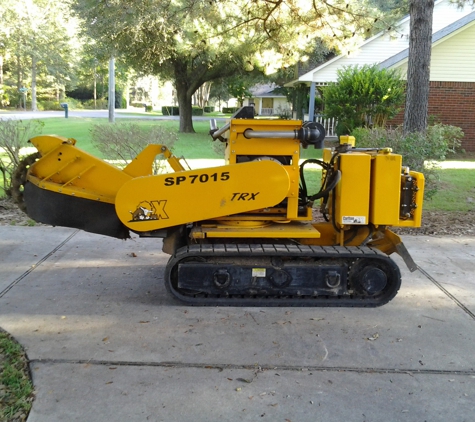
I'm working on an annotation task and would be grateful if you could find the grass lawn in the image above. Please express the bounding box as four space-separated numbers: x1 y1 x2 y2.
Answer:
1 117 474 213
424 166 475 212
39 117 324 160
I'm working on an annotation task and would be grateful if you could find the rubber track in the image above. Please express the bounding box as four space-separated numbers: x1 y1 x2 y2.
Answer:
164 243 401 307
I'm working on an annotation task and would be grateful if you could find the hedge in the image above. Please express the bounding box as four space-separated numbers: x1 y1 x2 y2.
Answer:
222 107 239 114
162 106 179 115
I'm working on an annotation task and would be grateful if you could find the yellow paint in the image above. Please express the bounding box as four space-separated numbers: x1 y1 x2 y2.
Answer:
190 221 321 239
370 153 402 226
335 153 371 227
115 160 290 232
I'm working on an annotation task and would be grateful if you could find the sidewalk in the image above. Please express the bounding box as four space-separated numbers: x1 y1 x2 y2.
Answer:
1 226 474 421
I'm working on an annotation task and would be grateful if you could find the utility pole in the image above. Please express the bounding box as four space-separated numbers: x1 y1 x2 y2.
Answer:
108 56 115 123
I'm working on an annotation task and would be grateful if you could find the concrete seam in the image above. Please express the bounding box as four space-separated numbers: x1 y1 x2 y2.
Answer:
0 230 79 299
28 358 475 376
417 265 475 321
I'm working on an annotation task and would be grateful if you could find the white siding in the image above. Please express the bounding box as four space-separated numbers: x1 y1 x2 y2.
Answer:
309 33 410 83
430 22 475 81
390 21 475 82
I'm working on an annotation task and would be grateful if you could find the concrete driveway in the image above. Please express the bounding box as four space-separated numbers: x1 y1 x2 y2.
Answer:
1 226 474 421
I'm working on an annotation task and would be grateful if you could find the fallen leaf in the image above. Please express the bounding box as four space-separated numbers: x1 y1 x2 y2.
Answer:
102 337 109 342
367 333 379 341
130 252 137 257
139 321 150 324
236 387 242 391
310 317 325 321
237 378 252 383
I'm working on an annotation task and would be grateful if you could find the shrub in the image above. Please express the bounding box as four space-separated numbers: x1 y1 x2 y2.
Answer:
222 107 239 114
90 122 178 174
352 124 464 198
38 100 63 111
162 106 179 116
191 107 204 116
145 105 153 112
323 64 405 137
82 99 108 109
0 119 44 198
275 106 292 119
204 106 215 113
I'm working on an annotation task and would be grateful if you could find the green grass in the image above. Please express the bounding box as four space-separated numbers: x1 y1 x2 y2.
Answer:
424 168 475 212
38 118 324 160
2 117 475 212
0 331 34 420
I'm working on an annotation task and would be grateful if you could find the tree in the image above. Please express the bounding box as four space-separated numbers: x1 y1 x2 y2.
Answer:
71 0 385 132
403 0 434 134
0 0 75 110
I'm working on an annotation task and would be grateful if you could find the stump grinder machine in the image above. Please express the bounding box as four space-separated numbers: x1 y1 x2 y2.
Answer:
14 107 424 307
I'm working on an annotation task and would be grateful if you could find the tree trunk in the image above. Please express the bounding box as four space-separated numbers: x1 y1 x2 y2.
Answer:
94 63 97 109
0 55 3 86
31 55 37 112
176 80 195 133
174 60 196 133
403 0 434 134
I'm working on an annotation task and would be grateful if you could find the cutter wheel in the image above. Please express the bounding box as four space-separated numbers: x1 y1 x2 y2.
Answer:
12 152 41 212
164 244 401 307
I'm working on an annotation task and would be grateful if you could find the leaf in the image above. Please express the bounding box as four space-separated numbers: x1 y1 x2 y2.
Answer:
367 333 379 341
237 378 252 383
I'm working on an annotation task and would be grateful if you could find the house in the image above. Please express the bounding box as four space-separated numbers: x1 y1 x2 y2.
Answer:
243 83 291 116
288 0 475 151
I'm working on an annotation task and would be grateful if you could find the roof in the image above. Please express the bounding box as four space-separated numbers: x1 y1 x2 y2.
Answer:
249 83 286 98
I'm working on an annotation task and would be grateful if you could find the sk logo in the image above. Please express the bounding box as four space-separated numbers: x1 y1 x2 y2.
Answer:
129 200 169 222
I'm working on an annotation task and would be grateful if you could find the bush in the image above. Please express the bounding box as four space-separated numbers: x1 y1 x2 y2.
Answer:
222 107 239 114
352 124 464 198
162 106 179 116
204 106 215 113
323 64 405 137
82 99 108 109
38 100 63 111
90 122 178 174
192 107 203 116
145 105 153 112
0 119 44 198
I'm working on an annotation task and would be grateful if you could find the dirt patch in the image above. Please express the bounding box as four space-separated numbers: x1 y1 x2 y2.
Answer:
0 198 42 227
393 209 475 236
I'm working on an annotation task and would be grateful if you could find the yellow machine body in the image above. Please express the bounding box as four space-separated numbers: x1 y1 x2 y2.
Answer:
21 108 425 307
